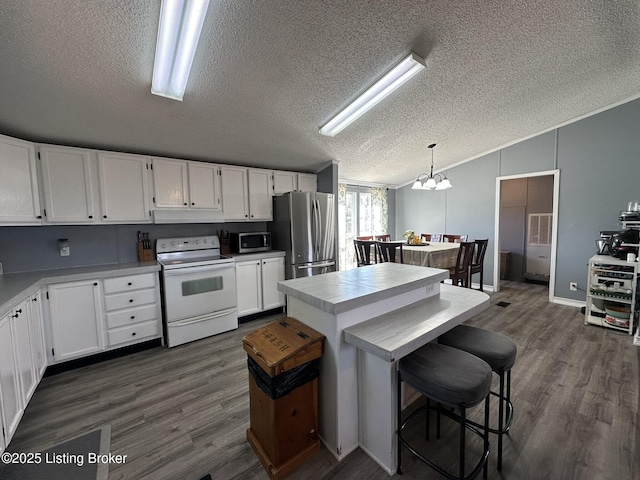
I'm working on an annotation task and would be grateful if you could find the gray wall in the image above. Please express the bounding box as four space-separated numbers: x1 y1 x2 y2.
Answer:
396 98 640 300
0 221 267 274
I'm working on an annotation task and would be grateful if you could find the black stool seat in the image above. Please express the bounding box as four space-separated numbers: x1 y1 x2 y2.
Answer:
438 325 516 372
399 343 492 407
397 343 492 479
438 325 517 472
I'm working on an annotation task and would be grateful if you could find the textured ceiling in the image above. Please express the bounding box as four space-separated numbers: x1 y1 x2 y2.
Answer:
0 1 638 186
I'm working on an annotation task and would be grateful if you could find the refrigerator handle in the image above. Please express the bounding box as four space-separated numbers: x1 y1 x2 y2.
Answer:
313 198 320 259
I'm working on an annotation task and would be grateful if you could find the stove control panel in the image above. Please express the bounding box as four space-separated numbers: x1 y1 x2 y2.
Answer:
156 235 220 254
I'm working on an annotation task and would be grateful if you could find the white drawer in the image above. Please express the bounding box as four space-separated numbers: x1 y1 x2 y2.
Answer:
108 321 159 347
104 289 157 311
106 304 159 329
103 273 157 294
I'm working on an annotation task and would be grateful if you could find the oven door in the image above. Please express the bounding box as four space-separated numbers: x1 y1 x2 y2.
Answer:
162 263 237 322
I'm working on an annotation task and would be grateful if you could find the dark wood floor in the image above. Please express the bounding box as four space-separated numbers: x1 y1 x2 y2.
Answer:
6 282 639 480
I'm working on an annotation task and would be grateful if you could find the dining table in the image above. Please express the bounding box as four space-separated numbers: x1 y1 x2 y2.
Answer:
395 241 461 269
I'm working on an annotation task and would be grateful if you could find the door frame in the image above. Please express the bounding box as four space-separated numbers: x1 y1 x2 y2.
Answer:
493 169 560 302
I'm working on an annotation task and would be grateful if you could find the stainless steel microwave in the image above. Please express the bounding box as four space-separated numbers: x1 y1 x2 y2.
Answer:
230 232 272 253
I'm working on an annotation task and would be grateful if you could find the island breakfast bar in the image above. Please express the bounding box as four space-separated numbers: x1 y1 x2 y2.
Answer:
278 263 490 474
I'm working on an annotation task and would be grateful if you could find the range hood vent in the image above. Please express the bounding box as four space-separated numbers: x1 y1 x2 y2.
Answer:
153 209 225 224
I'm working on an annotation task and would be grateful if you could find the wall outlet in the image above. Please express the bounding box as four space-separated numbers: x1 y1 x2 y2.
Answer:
569 282 577 291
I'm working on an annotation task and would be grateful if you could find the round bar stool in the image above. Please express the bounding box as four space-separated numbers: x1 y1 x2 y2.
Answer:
438 325 517 471
397 343 492 480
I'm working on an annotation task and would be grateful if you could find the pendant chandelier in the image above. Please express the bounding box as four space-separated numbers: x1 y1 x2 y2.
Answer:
411 143 452 190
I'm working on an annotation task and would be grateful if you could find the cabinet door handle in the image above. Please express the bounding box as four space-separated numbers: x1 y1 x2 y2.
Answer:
191 202 195 206
88 215 93 219
16 308 22 314
131 332 136 336
103 215 107 218
130 315 135 320
128 282 132 286
32 297 37 302
129 299 134 303
13 313 19 318
93 282 98 286
184 202 188 206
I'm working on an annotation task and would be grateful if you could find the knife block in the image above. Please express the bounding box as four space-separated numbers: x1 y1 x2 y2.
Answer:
137 242 154 262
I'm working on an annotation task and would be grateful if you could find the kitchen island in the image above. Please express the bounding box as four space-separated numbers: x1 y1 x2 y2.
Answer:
278 262 490 474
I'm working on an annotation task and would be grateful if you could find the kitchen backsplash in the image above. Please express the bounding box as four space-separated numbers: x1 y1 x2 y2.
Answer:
0 222 268 274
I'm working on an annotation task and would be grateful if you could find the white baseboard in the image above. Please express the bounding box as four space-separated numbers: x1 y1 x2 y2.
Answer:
552 296 585 308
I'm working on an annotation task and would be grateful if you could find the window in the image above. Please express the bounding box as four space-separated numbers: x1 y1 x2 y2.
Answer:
338 184 388 270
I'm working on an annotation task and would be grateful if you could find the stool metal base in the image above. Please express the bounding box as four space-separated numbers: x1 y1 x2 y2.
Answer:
397 371 490 480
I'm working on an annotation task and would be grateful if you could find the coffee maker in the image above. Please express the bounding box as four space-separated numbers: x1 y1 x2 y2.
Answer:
596 231 617 255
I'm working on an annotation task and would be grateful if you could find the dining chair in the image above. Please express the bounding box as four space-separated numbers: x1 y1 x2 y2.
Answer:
421 233 441 242
356 236 374 241
354 240 378 266
443 234 465 243
470 239 489 291
374 234 391 242
448 241 475 287
376 242 403 264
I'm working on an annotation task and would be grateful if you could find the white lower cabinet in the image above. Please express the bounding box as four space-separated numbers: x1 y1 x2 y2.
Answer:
29 291 47 379
236 260 263 316
0 310 23 453
0 289 47 453
47 273 162 363
261 257 286 310
103 273 161 348
48 280 104 362
236 255 285 316
12 299 36 405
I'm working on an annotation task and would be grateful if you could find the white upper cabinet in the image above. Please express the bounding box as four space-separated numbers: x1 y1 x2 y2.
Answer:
152 158 221 211
297 173 317 192
187 162 221 209
152 157 189 208
220 165 250 220
272 171 317 194
98 152 151 223
272 170 297 195
248 168 273 220
0 135 42 224
220 166 272 221
38 145 96 223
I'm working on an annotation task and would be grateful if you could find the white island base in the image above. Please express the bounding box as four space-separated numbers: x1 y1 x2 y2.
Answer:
279 263 490 474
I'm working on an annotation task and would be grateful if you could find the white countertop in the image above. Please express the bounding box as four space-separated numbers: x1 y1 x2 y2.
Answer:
343 284 490 362
278 263 449 315
226 250 286 262
0 262 160 317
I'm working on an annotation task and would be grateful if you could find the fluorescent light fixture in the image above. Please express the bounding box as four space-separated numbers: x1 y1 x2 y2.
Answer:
319 52 426 137
152 0 210 101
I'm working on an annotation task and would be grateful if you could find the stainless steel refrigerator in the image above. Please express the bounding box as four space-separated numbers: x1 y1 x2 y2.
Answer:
270 192 336 279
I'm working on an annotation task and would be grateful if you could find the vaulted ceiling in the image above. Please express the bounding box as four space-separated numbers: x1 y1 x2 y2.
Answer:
0 1 638 186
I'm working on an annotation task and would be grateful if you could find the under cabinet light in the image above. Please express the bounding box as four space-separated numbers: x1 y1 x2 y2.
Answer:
319 52 426 137
152 0 210 101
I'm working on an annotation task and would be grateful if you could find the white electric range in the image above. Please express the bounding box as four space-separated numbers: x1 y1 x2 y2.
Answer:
157 235 237 347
